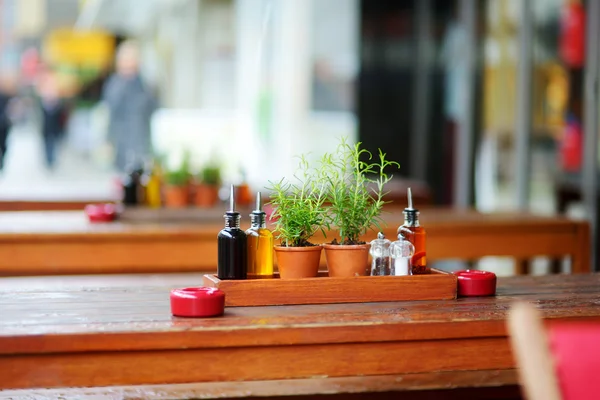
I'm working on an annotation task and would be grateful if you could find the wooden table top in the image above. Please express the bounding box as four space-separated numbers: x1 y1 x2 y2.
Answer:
0 207 582 240
1 273 599 396
0 208 589 276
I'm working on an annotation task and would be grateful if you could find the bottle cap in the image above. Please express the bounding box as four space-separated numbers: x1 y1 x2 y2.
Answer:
453 270 497 297
402 187 419 227
250 192 266 227
170 287 225 317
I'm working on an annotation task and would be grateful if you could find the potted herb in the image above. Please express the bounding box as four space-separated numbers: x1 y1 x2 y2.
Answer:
194 164 221 207
322 138 399 277
268 157 328 279
164 154 191 208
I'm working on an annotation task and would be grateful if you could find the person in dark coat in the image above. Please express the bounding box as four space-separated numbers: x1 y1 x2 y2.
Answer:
0 91 12 171
102 40 157 171
37 72 67 170
0 75 17 170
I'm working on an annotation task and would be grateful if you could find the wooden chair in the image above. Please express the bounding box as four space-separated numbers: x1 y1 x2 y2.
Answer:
507 302 600 400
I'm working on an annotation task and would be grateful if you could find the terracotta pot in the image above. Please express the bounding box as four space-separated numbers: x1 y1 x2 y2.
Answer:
274 245 322 279
323 243 371 277
236 183 253 207
164 185 189 208
194 183 219 207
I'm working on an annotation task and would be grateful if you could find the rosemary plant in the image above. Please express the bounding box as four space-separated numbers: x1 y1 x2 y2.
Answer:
267 156 328 247
323 137 399 245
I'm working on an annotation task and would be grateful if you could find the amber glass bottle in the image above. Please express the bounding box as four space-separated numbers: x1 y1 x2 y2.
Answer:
144 159 163 208
246 192 274 278
398 188 428 274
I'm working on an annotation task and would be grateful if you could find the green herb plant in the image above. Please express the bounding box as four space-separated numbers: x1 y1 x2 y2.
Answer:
164 150 191 186
200 164 222 186
322 137 399 245
267 156 328 247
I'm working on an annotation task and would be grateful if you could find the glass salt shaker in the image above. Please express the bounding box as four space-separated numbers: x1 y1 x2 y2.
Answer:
370 232 391 276
390 232 414 276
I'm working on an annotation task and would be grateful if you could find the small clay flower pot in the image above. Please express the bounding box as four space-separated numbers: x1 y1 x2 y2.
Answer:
323 243 371 277
164 184 190 208
274 245 322 279
194 183 219 207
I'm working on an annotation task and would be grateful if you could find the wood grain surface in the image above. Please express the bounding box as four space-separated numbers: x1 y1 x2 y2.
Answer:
0 274 599 393
0 370 519 400
0 208 589 275
203 269 457 306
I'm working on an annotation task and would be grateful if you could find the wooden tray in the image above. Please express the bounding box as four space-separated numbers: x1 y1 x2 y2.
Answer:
202 269 457 306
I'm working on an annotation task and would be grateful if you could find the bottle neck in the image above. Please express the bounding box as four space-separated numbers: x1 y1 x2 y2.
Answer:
250 212 266 229
403 210 420 227
224 212 241 229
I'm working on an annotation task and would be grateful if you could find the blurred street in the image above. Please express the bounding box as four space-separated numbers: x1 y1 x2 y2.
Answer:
0 123 114 200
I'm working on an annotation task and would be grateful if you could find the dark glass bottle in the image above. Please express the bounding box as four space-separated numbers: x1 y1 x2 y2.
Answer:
122 157 141 206
218 185 247 280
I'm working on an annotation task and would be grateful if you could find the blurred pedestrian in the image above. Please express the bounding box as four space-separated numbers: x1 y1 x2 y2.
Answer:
102 40 157 171
0 75 18 171
37 72 67 170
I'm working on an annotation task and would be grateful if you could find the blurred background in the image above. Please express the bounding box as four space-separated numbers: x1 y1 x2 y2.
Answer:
0 0 590 218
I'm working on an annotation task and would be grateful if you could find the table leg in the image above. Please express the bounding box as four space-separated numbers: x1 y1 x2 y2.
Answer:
549 259 563 274
514 259 530 275
571 221 591 273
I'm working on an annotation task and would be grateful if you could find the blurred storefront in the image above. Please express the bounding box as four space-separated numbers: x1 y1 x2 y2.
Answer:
0 0 589 216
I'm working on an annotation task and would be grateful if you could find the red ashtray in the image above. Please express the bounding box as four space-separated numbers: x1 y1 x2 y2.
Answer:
170 287 225 318
454 270 497 297
84 203 117 223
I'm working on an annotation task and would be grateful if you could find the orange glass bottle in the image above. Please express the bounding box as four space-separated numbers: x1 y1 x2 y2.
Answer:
398 188 428 274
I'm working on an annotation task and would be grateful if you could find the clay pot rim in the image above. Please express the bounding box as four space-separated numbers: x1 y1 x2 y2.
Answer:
322 243 371 250
274 245 323 252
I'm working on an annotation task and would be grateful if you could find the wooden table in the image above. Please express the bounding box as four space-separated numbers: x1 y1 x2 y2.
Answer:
1 273 599 399
0 208 590 276
0 190 116 212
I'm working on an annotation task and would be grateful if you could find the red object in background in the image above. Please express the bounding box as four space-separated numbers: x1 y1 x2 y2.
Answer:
559 117 582 172
454 270 496 297
560 1 586 68
548 323 600 400
20 48 41 83
84 203 117 223
170 287 225 318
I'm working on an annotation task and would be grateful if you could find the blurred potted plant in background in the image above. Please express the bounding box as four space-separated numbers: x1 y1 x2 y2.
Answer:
322 137 399 277
194 163 222 207
163 152 191 208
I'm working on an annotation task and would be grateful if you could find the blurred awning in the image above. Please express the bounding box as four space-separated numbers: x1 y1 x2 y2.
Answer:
44 28 115 68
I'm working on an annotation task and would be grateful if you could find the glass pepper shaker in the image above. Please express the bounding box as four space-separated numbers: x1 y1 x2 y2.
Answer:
370 232 391 276
390 232 414 276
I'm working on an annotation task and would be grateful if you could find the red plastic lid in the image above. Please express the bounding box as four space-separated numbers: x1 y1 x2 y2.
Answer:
84 203 117 223
170 287 225 317
454 270 497 297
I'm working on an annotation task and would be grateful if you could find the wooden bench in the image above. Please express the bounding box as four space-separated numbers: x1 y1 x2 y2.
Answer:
1 273 599 398
0 208 589 276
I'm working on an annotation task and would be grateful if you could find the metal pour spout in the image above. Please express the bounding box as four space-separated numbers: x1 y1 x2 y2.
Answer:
255 192 261 212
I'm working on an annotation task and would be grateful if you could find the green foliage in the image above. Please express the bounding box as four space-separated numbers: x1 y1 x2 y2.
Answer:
164 150 191 186
322 137 400 245
267 156 329 247
200 165 222 186
164 169 190 186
